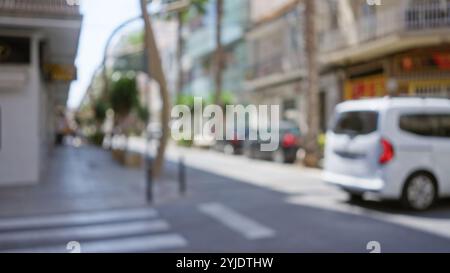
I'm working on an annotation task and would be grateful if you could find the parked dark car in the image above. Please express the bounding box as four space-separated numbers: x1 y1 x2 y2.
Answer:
214 126 250 155
243 121 303 164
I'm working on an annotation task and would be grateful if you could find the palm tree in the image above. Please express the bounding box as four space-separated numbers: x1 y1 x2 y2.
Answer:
214 0 224 106
140 0 171 177
303 0 320 167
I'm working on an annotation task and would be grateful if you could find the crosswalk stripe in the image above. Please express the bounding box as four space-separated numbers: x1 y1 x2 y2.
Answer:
0 207 158 231
198 203 275 240
5 234 188 253
0 219 170 248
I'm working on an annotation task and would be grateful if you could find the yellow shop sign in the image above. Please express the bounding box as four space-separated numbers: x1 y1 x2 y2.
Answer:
344 75 387 100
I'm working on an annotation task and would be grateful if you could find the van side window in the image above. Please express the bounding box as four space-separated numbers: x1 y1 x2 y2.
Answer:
399 114 450 138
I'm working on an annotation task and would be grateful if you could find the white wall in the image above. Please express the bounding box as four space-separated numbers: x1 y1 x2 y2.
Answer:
0 34 43 185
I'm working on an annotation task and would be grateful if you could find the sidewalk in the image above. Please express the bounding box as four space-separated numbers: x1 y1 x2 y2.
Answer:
0 146 165 218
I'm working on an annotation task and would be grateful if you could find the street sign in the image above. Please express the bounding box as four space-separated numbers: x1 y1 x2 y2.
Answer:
45 64 77 82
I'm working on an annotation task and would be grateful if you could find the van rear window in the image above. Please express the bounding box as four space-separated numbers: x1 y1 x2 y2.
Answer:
332 111 379 135
399 114 450 138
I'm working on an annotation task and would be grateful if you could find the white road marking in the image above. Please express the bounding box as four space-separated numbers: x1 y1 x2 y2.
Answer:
0 207 158 231
0 220 170 246
288 195 450 240
5 234 188 253
198 203 275 240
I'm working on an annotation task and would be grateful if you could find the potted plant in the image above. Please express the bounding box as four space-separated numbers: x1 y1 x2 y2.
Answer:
109 72 138 165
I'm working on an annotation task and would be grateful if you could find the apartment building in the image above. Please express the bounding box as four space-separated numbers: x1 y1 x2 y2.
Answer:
245 0 450 131
183 0 249 98
0 0 82 185
243 0 308 129
320 0 450 102
244 0 343 131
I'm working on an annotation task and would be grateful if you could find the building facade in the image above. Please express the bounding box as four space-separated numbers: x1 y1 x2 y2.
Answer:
0 0 82 185
244 0 450 132
244 0 308 128
320 0 450 108
183 0 249 99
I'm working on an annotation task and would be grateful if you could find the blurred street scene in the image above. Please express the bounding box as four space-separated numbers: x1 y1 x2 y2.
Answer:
1 0 450 253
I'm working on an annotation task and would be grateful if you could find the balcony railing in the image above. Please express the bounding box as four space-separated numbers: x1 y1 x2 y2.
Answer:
321 1 450 53
184 66 246 95
0 0 81 18
246 51 304 81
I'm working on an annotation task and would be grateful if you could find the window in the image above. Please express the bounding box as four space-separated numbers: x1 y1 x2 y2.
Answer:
400 114 450 138
0 36 31 64
332 111 379 135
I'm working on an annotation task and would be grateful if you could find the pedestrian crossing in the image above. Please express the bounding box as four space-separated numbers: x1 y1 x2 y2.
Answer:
0 207 188 253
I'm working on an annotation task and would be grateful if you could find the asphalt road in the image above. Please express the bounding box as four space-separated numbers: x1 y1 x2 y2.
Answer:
1 144 450 253
156 146 450 253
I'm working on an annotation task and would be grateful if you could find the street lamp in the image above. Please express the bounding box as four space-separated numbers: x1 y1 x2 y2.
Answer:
101 0 191 97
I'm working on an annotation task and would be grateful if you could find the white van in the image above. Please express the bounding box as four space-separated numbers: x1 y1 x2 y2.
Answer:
323 97 450 210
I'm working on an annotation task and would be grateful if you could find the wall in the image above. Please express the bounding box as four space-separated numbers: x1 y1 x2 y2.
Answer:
0 33 43 185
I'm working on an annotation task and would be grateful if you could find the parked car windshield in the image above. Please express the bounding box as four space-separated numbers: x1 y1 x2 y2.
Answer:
332 111 379 136
279 121 301 136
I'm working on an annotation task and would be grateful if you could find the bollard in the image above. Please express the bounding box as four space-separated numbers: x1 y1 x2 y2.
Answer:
179 156 186 196
146 155 154 203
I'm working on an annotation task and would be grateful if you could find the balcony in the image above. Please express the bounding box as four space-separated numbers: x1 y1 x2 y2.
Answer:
321 1 450 65
245 51 306 91
183 66 246 97
223 66 246 93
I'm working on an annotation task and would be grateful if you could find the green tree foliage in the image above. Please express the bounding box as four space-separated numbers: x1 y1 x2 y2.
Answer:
136 104 150 123
176 91 235 110
93 99 109 123
159 0 209 22
109 72 139 118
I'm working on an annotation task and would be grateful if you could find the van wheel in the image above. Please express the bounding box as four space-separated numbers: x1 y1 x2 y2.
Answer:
401 173 437 211
347 192 364 202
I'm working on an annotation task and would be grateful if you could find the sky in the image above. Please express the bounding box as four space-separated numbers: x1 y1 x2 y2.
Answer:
67 0 142 109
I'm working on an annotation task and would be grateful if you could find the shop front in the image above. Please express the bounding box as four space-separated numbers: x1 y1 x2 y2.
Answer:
392 46 450 97
342 46 450 102
344 74 387 101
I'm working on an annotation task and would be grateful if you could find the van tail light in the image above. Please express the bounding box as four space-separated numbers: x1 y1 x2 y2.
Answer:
282 133 298 148
379 138 395 165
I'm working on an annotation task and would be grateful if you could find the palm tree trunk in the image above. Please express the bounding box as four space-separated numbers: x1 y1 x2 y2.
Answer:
140 0 171 177
214 0 224 106
176 12 184 97
303 0 320 167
